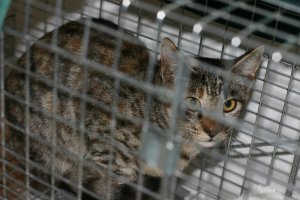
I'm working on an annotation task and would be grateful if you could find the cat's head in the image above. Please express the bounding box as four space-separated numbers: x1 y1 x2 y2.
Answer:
159 38 264 149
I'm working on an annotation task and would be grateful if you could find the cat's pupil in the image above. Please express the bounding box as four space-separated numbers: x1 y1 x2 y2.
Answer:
224 100 231 107
190 98 197 104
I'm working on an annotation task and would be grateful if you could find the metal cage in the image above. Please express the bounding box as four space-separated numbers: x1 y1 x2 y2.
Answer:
1 0 300 199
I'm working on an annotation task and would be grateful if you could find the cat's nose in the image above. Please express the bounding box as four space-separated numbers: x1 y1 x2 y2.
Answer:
200 117 222 138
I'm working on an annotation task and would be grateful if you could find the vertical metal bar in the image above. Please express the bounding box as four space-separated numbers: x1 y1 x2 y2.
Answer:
138 0 165 199
105 2 130 199
135 4 146 198
198 0 208 55
285 153 300 197
215 1 234 198
226 0 256 197
195 0 211 61
77 17 91 200
282 34 300 198
79 0 85 19
136 1 143 39
145 4 163 200
167 5 186 200
0 27 7 200
98 0 104 18
23 0 32 198
43 0 49 34
240 4 281 194
62 0 66 24
219 0 232 59
266 37 300 186
163 51 190 200
176 7 185 50
155 3 195 199
193 1 208 197
135 8 147 199
50 0 63 198
245 0 257 51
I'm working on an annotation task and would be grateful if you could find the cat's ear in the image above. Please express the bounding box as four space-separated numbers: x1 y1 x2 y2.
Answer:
232 46 264 80
160 38 178 83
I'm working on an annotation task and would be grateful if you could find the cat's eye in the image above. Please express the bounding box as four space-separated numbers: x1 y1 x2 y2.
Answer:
223 99 237 113
186 97 201 111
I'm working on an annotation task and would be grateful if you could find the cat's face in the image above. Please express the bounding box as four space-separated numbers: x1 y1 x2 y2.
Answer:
159 38 264 149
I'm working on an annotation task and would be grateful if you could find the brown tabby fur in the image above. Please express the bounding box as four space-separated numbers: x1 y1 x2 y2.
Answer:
5 18 263 199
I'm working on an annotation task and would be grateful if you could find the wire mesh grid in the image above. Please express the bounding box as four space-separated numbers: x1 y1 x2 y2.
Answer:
1 0 300 199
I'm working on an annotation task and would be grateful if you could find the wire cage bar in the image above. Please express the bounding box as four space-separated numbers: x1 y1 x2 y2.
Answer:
1 0 300 200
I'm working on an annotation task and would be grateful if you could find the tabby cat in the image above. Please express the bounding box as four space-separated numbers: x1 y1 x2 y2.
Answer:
5 18 263 199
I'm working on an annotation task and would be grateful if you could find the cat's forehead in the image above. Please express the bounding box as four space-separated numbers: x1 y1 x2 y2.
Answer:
187 56 233 73
188 70 223 101
189 57 225 87
187 56 249 101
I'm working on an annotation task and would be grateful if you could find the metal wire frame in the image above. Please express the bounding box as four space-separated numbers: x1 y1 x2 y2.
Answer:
1 0 300 199
10 0 299 63
1 27 7 199
154 0 300 199
241 3 282 195
5 0 284 168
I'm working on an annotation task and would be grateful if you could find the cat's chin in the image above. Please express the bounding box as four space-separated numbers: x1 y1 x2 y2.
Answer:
198 141 219 148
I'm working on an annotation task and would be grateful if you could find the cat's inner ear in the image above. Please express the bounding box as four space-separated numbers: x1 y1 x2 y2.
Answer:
160 38 178 83
231 46 264 80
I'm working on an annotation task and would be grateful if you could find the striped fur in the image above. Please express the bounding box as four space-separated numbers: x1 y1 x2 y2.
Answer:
5 19 263 199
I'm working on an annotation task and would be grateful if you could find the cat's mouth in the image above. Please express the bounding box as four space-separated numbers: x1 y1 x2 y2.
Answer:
182 129 224 148
198 134 224 148
198 140 217 148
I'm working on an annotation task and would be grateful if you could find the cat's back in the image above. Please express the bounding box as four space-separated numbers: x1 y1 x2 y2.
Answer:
5 18 150 130
27 19 149 78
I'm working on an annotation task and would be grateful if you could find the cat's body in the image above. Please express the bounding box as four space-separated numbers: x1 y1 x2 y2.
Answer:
5 18 263 199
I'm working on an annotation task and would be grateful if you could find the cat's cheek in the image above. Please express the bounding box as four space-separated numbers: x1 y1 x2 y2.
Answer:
184 110 197 121
223 128 235 141
225 110 241 118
